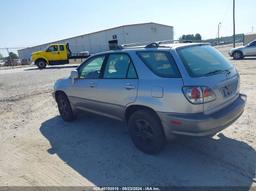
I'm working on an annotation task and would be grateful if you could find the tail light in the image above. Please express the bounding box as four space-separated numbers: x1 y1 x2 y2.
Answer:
182 86 216 104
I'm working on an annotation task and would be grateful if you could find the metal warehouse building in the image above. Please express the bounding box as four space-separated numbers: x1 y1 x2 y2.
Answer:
18 22 173 60
244 33 256 45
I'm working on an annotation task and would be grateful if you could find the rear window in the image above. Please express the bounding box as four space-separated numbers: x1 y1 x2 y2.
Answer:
59 45 65 51
137 51 181 78
177 45 233 77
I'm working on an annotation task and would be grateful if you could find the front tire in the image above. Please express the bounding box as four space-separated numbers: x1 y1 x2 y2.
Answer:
128 110 166 154
56 93 76 122
233 51 243 60
36 59 47 69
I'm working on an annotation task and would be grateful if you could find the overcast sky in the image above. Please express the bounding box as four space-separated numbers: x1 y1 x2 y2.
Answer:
0 0 255 49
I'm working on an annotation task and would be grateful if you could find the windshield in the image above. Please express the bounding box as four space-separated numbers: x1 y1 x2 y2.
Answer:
177 45 233 77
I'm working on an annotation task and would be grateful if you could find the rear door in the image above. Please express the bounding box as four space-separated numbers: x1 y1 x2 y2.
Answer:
58 45 68 60
95 53 138 120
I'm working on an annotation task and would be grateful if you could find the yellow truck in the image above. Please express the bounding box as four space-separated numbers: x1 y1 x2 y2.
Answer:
31 43 90 69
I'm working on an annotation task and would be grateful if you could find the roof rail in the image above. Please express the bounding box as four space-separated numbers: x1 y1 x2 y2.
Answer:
119 40 180 49
121 42 151 48
145 42 159 48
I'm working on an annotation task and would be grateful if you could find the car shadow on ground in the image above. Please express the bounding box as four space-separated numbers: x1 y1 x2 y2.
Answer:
40 113 256 188
25 65 79 71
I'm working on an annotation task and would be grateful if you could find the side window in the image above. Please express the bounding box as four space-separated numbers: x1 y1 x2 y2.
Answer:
137 51 181 78
79 56 105 79
127 63 138 79
53 45 58 51
103 54 131 79
47 45 58 52
59 45 65 51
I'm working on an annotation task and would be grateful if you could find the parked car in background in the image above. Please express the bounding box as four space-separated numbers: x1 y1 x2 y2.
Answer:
3 59 21 66
53 42 247 154
229 40 256 60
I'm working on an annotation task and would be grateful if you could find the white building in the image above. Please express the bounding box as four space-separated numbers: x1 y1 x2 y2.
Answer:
18 22 174 60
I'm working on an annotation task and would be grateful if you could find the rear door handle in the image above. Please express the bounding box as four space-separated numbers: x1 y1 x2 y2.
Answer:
124 83 135 90
89 82 96 88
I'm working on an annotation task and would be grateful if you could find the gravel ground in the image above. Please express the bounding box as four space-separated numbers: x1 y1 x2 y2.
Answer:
0 46 255 189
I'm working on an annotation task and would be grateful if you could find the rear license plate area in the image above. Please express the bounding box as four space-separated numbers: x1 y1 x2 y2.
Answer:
221 80 238 98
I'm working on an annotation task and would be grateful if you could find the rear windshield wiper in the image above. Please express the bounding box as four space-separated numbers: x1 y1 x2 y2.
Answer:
203 69 230 76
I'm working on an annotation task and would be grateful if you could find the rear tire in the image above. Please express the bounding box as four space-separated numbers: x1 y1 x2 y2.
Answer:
56 93 76 122
128 110 166 154
36 59 47 69
233 51 243 60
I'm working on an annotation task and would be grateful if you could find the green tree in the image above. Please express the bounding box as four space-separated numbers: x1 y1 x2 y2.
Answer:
9 52 18 59
195 33 202 41
0 53 3 60
180 33 202 42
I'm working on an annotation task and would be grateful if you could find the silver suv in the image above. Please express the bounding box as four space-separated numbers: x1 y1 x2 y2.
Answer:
229 40 256 59
54 42 246 154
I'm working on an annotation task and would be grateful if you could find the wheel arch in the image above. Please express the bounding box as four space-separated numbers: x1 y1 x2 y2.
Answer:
35 57 49 65
54 90 67 100
125 104 160 122
232 50 244 57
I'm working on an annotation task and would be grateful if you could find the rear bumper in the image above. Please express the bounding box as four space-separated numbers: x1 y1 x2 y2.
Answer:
158 94 247 139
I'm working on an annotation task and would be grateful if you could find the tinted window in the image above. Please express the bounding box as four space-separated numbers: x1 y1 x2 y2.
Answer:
59 45 65 51
177 45 233 77
103 54 131 79
127 64 138 79
79 56 105 79
137 51 180 78
47 45 58 52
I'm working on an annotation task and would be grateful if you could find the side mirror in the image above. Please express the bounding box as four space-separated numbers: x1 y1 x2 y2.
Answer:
70 70 78 83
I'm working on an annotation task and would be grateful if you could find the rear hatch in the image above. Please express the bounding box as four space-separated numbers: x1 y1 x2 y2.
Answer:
176 44 240 114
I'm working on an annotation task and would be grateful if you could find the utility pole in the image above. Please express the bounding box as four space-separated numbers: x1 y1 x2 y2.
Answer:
233 0 236 48
218 22 222 45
